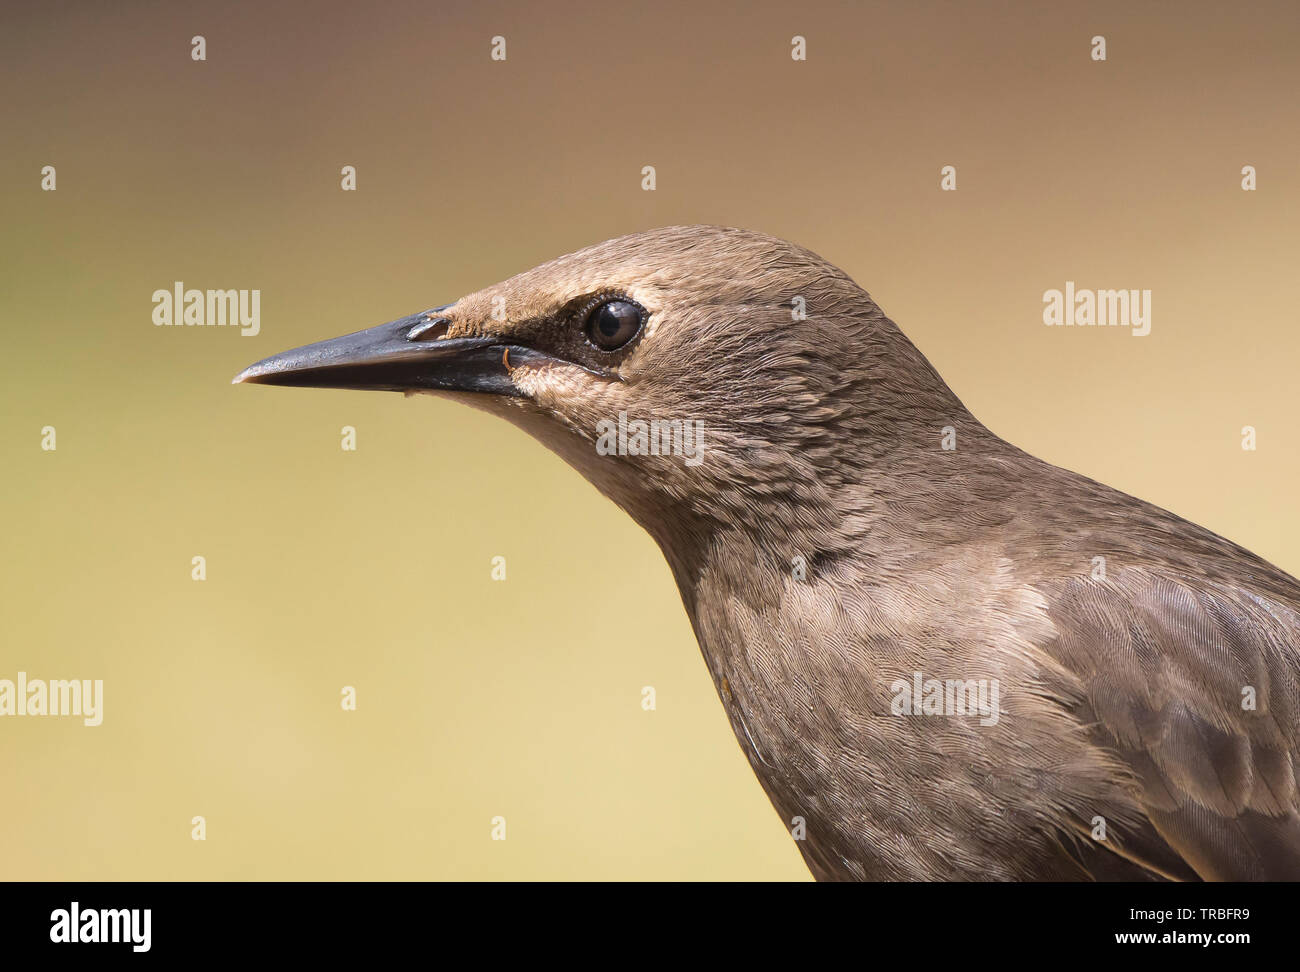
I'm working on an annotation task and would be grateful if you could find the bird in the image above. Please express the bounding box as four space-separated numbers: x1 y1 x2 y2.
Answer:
235 225 1300 881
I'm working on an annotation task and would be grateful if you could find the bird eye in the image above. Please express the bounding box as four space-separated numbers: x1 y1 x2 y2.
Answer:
584 299 644 351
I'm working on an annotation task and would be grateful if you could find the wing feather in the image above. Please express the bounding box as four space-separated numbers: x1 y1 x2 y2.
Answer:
1037 568 1300 880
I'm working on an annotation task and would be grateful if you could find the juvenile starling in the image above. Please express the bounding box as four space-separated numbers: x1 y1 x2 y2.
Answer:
236 226 1300 881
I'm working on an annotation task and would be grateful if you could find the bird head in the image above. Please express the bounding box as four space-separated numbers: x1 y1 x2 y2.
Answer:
235 225 964 556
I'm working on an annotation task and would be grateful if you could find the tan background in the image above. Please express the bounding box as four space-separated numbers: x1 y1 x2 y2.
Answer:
2 0 1297 879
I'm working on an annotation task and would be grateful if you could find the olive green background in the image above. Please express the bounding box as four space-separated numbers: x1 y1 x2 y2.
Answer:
2 0 1297 879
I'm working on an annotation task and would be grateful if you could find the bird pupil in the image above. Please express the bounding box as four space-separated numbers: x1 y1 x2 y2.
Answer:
587 299 641 349
600 307 625 336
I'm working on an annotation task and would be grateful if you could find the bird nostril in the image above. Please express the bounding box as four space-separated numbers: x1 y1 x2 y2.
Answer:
408 317 450 342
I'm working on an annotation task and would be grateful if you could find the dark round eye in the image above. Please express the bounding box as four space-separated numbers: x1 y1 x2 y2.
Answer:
585 299 643 351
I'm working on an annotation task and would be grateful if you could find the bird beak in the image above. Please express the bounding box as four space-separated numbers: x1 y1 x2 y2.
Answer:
232 308 522 396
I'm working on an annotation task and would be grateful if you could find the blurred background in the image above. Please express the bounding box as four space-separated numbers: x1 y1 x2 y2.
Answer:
2 0 1297 879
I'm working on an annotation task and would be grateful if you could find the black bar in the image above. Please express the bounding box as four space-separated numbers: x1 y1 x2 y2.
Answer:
0 881 1285 958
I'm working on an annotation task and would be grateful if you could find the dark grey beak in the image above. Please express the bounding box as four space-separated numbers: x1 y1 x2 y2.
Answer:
232 308 521 395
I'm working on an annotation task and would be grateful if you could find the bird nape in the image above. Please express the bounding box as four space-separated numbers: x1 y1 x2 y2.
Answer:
235 225 1300 882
